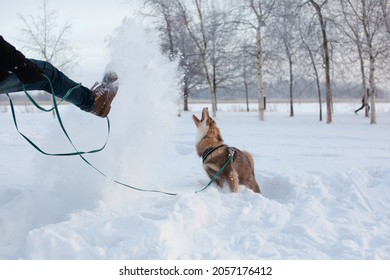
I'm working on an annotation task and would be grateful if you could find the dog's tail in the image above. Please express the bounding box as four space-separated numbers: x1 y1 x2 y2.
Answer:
243 151 261 193
243 151 255 170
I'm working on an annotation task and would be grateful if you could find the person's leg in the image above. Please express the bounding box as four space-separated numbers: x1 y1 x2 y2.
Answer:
29 59 95 112
0 59 94 112
355 104 365 113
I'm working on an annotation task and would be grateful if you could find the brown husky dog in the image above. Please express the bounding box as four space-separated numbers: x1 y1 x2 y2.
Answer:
192 108 261 193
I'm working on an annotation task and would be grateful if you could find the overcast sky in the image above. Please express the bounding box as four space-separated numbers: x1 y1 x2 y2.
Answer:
1 0 137 85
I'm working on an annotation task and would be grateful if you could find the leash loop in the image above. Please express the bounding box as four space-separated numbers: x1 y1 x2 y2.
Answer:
6 75 109 156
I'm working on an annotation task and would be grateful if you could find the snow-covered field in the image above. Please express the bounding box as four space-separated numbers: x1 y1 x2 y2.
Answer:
1 18 390 260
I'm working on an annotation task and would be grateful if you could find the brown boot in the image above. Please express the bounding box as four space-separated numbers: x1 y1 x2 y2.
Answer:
91 72 119 117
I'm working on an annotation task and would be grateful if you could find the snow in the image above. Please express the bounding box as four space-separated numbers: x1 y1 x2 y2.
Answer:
1 18 390 260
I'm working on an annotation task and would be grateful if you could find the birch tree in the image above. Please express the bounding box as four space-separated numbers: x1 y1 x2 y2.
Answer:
339 0 369 116
239 0 276 121
341 0 388 124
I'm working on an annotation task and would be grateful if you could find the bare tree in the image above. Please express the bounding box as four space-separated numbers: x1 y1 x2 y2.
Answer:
340 0 388 124
251 0 272 121
270 1 300 117
176 19 204 112
308 0 334 124
177 0 234 117
360 0 381 124
142 0 177 60
18 0 76 72
339 0 369 116
141 0 202 112
236 42 257 112
238 0 276 121
299 17 324 121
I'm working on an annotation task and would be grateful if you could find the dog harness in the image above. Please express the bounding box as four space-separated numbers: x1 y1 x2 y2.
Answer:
202 144 238 164
202 144 226 163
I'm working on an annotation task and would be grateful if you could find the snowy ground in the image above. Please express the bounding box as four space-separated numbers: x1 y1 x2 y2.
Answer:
1 18 390 260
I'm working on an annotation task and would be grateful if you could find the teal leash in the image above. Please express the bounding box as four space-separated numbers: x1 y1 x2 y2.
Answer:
7 76 109 157
6 75 231 196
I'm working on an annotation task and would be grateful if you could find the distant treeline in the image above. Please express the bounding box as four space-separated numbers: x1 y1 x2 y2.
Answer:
190 79 390 100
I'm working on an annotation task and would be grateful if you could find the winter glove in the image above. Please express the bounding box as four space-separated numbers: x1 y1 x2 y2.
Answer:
13 59 44 84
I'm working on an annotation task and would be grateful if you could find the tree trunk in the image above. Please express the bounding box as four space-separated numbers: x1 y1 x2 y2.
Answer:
288 54 294 117
256 25 265 121
202 55 217 117
316 75 323 122
311 55 323 122
369 50 376 124
309 0 333 124
183 77 189 111
178 0 217 117
245 81 250 112
322 21 333 123
301 33 322 121
361 0 377 124
356 45 369 117
212 63 218 112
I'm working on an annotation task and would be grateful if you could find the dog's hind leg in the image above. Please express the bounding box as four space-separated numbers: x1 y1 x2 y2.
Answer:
226 169 239 192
